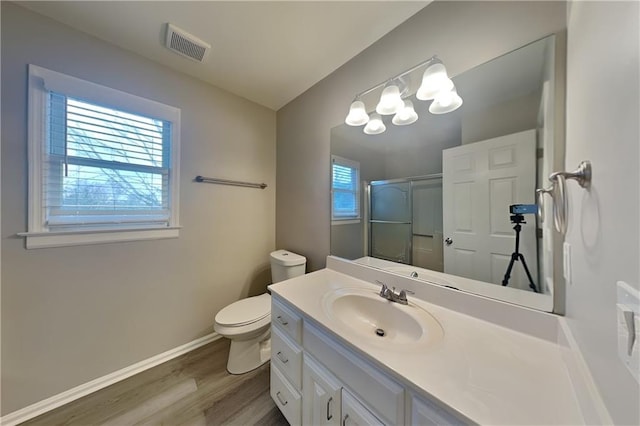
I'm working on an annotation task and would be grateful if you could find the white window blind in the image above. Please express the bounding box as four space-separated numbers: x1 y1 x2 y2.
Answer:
45 94 171 229
331 155 360 220
24 65 181 248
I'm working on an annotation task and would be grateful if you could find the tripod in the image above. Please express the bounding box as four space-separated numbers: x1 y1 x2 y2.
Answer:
501 213 539 293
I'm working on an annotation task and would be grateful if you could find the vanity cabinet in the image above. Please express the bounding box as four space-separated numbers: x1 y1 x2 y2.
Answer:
271 296 461 426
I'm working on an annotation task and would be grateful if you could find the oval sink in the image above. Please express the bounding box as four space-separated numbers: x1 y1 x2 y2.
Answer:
321 287 443 349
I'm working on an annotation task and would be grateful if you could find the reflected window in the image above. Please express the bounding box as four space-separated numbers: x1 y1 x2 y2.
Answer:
331 155 360 221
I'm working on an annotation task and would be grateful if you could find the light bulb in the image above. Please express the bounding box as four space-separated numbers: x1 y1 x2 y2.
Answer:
376 84 403 115
416 59 454 101
345 100 369 126
392 100 418 126
364 113 386 135
429 87 463 114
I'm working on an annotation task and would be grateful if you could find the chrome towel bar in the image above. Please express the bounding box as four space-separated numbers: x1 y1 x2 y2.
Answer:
195 175 267 189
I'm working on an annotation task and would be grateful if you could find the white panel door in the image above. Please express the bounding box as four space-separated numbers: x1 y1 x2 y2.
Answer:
443 130 537 290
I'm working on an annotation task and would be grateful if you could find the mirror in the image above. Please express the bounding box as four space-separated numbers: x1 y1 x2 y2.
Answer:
330 35 562 312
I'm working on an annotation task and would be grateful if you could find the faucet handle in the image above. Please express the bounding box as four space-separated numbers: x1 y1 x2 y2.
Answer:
398 288 414 302
376 280 388 296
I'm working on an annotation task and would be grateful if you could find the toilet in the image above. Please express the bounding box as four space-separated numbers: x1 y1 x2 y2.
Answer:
214 249 306 374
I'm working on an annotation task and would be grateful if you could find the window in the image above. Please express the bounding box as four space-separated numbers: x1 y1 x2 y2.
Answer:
22 65 181 248
331 155 360 222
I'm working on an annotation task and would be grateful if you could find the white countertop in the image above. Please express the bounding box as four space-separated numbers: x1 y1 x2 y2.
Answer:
269 268 585 425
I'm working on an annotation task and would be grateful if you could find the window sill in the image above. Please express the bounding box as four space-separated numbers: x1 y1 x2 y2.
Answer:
331 219 361 226
17 227 180 249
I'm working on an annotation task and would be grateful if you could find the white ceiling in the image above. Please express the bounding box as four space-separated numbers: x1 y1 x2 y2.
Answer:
18 1 429 110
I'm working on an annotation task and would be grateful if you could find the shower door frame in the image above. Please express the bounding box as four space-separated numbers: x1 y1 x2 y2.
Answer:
367 173 443 265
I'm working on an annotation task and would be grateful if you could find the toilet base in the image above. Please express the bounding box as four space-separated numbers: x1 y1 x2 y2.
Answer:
226 328 271 374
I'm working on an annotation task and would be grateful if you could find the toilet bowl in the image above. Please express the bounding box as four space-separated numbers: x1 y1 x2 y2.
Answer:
214 250 306 374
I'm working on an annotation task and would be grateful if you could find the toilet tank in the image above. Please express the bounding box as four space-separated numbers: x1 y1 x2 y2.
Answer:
270 250 306 283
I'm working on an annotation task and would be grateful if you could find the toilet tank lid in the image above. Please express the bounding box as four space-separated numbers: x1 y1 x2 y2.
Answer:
270 250 306 266
215 293 271 326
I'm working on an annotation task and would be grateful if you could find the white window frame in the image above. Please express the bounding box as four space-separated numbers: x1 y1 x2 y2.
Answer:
20 65 181 249
331 155 361 225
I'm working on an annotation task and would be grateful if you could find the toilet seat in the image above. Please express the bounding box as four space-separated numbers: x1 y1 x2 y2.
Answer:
215 293 271 327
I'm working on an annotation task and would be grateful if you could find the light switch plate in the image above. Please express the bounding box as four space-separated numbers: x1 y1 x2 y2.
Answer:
563 242 571 285
617 281 640 383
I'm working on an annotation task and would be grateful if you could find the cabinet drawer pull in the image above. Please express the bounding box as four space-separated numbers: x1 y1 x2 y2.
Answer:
276 351 289 364
276 391 288 406
326 396 333 421
276 315 289 326
342 414 349 426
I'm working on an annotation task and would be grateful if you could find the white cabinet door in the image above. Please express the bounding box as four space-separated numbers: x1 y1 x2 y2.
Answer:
341 389 384 426
303 355 341 426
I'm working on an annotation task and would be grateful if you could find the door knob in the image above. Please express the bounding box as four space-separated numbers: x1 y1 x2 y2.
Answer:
445 237 453 246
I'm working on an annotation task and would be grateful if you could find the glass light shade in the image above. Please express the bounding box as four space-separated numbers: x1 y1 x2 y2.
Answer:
363 113 386 135
376 84 403 115
429 87 463 114
345 100 369 126
392 100 418 126
416 62 454 101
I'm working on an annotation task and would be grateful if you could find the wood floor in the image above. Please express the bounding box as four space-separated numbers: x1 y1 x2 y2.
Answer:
22 338 288 426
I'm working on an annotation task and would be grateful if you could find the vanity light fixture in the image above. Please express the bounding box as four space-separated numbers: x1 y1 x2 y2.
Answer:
363 113 386 135
344 55 463 134
392 100 419 125
345 98 370 126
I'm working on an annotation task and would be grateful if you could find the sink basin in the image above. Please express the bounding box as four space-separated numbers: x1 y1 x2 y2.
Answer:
321 287 443 349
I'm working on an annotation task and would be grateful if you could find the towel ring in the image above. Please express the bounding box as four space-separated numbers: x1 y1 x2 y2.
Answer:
542 160 591 235
552 174 568 234
536 186 553 223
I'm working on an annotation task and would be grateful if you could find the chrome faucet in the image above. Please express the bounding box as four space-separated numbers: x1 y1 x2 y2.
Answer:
376 281 414 305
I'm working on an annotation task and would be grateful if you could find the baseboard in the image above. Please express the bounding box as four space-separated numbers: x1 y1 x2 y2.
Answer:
1 332 221 426
557 318 613 425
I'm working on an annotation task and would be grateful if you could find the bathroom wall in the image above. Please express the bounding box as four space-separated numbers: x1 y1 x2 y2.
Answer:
277 0 639 421
1 3 276 415
565 1 640 424
460 90 540 144
276 0 567 271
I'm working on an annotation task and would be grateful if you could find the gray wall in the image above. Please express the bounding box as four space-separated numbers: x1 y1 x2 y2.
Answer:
276 1 567 271
461 90 540 144
565 1 639 423
1 3 276 414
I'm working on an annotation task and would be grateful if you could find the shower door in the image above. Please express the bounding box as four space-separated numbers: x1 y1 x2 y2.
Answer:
369 181 412 264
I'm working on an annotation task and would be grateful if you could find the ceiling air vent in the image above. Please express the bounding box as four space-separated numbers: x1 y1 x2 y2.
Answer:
165 23 211 63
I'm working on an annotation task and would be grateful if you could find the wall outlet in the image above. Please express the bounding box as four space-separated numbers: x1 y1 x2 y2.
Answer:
563 242 572 285
617 281 640 383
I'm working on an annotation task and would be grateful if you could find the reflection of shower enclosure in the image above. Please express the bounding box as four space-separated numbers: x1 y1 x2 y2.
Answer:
368 175 443 270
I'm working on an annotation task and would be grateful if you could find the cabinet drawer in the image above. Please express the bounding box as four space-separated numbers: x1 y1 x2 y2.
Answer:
272 298 302 343
303 322 404 425
271 326 303 389
271 364 302 426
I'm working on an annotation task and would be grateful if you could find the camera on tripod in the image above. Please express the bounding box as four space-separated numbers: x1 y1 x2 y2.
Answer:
508 204 537 224
502 203 539 293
